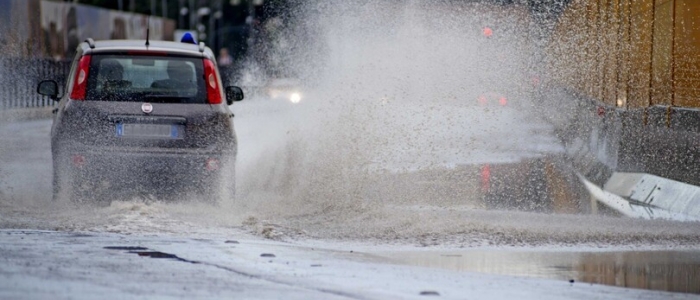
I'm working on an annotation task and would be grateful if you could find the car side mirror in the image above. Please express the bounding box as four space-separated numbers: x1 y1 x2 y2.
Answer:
37 80 59 101
225 86 244 105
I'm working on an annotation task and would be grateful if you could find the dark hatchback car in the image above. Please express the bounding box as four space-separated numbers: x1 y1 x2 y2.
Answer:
37 38 244 204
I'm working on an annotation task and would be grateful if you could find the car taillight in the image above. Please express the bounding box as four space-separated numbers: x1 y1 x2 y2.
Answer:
71 154 86 167
205 158 220 171
203 59 222 104
499 97 507 106
70 55 91 100
481 164 491 193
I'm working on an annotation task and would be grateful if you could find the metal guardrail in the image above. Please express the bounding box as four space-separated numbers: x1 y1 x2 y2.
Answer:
0 58 70 110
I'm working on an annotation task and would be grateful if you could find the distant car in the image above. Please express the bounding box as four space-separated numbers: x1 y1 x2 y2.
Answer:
476 91 509 107
264 78 303 104
37 38 244 204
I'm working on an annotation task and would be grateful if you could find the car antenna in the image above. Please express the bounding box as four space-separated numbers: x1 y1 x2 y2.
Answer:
145 9 151 47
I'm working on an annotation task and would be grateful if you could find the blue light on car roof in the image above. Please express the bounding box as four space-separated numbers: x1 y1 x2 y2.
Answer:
181 32 196 44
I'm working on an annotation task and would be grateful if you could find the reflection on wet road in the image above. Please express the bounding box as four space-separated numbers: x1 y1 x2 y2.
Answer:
381 250 700 294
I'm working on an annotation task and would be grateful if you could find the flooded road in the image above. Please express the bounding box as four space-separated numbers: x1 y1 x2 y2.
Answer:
380 249 700 294
3 110 700 298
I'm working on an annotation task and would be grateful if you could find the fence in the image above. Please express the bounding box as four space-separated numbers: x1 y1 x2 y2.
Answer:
0 58 71 110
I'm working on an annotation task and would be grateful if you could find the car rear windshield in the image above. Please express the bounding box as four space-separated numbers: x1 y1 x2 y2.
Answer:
85 54 207 104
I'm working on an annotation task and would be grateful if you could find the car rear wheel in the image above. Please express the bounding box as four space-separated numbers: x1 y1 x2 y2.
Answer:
205 164 236 206
52 158 74 204
221 173 236 204
52 153 102 206
219 159 237 205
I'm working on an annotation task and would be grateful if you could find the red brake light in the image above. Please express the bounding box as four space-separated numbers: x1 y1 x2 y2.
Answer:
71 154 86 167
205 158 220 171
597 106 605 116
70 55 91 100
499 97 507 106
203 59 222 104
481 164 491 193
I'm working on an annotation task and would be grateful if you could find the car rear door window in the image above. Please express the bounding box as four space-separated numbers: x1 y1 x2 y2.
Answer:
86 55 206 103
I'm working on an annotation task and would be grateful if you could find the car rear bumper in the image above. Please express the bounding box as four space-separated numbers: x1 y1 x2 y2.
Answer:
54 146 234 197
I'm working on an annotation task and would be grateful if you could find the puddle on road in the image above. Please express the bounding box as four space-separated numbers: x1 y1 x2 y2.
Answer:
380 250 700 294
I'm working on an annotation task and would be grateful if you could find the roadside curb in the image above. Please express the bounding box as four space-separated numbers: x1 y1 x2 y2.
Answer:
0 108 54 123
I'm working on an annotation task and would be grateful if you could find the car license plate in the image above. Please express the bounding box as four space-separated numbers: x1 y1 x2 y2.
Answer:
116 123 181 139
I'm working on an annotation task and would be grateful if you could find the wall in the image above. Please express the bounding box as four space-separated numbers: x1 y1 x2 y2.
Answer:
0 0 176 112
547 0 700 109
0 0 175 60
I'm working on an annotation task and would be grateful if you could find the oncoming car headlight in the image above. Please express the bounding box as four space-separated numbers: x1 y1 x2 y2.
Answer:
290 92 302 104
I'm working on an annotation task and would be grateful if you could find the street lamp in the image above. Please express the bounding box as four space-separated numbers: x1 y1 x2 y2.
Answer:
197 7 211 17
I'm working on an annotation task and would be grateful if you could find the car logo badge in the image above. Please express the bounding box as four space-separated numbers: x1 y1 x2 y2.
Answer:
142 103 153 114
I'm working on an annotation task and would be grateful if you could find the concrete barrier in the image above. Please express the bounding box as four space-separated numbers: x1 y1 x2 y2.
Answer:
0 107 54 123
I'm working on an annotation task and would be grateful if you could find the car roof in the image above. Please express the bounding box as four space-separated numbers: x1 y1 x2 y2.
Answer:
80 39 215 60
